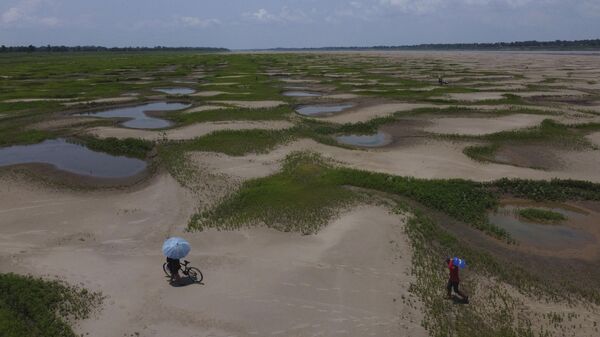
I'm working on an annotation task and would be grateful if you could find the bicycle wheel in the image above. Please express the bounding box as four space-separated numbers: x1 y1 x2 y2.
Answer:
162 263 172 278
187 267 203 283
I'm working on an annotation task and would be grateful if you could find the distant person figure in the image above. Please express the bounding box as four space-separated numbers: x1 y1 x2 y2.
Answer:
446 257 469 303
166 257 182 283
438 76 448 86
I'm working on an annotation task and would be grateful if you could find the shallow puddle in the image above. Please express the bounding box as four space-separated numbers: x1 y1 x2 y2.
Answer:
336 131 391 147
283 91 322 97
154 87 196 95
0 139 147 178
489 204 595 250
79 102 189 129
296 104 354 116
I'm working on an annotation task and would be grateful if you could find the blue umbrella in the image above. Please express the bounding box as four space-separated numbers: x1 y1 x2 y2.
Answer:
452 257 467 269
162 237 191 259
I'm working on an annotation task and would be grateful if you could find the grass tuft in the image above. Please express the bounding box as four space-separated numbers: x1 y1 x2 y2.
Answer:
0 273 103 337
169 106 293 125
76 136 154 159
517 208 566 223
493 178 600 201
463 144 499 162
181 129 296 156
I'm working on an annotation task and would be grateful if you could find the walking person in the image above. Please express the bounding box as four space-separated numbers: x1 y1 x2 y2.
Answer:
446 257 469 303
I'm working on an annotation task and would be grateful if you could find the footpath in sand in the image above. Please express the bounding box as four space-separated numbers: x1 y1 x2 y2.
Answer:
0 172 425 337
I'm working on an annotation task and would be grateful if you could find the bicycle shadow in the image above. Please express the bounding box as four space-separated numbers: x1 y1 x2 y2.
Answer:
167 276 203 287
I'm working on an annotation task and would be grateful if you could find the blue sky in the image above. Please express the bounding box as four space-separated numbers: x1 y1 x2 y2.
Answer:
1 0 599 49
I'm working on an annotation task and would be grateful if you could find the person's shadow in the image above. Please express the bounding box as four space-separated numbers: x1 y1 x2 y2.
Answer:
450 294 469 304
167 275 203 287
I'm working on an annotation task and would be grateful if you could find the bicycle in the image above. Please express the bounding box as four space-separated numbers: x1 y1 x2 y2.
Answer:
163 260 203 284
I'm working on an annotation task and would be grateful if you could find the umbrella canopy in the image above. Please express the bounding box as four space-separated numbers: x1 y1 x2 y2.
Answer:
162 237 191 259
452 257 467 269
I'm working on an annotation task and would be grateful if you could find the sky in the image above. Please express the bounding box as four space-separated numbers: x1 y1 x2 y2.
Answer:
1 0 599 49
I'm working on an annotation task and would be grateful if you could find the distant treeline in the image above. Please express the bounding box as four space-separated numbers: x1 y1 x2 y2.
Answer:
268 39 600 51
0 45 229 53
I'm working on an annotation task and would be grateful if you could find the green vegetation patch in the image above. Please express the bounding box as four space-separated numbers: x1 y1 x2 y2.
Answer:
169 105 292 125
77 136 153 159
0 128 56 147
190 152 507 239
189 151 600 240
404 209 544 337
190 151 595 334
180 129 295 156
0 273 102 337
410 106 557 117
190 152 357 233
474 93 526 106
517 208 566 223
462 144 499 163
326 167 504 238
493 178 600 201
462 119 600 163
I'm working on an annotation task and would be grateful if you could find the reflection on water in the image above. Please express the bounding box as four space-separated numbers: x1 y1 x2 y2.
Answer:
0 139 147 178
489 204 595 250
79 102 189 129
336 132 391 147
296 104 354 116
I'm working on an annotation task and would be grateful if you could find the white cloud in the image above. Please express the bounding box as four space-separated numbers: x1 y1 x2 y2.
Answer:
1 7 23 24
244 7 310 23
177 16 220 28
130 16 221 31
377 0 563 14
1 0 61 27
246 8 274 22
379 0 445 14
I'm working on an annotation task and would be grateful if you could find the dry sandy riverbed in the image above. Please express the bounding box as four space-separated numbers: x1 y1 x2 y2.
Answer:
209 100 287 109
192 91 231 97
319 103 439 124
423 114 550 135
195 138 600 183
4 51 600 337
183 105 228 113
62 97 138 106
0 172 425 337
3 98 73 103
87 120 294 141
586 132 600 147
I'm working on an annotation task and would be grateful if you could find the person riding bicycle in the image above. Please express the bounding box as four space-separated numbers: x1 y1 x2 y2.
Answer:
166 257 182 283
